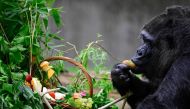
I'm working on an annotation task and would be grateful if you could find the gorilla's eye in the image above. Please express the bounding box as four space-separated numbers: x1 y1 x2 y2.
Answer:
142 35 151 43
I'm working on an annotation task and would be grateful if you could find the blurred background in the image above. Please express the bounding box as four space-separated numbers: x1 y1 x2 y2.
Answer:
51 0 190 67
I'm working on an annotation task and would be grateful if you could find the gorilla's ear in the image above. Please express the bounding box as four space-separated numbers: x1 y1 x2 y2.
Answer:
166 5 185 18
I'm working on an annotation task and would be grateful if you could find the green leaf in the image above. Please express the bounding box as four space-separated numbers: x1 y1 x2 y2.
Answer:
22 86 34 100
11 73 24 81
43 18 48 29
49 33 64 40
32 43 41 55
23 105 32 109
2 83 13 93
9 44 26 52
58 86 68 93
12 36 30 46
51 8 62 27
17 25 30 37
0 60 8 75
33 0 44 4
0 36 9 54
46 0 55 6
9 52 24 64
38 7 48 17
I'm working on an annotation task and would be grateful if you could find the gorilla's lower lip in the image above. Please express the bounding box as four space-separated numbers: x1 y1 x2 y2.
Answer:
131 58 143 66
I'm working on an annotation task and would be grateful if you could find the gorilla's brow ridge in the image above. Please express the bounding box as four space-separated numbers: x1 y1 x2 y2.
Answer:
141 30 155 42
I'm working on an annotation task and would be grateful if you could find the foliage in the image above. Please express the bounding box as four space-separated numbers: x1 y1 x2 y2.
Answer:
62 39 118 109
0 0 62 108
0 0 119 108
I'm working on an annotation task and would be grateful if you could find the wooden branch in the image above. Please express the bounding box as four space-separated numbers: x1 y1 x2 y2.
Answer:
98 94 128 109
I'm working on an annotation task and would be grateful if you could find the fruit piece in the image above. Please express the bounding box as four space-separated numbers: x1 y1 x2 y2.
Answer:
73 93 81 99
31 78 42 94
40 61 49 71
40 61 49 67
42 87 55 101
47 69 54 79
49 92 55 99
40 61 51 72
122 60 136 69
42 66 50 72
55 92 65 100
25 81 32 88
80 91 86 97
25 74 32 83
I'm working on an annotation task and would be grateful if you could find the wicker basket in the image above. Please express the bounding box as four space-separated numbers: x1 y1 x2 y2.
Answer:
41 56 93 108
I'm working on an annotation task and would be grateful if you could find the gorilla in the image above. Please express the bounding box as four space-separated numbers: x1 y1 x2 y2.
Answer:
111 6 190 109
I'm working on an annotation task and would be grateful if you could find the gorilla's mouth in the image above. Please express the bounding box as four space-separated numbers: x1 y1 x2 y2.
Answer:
122 59 145 74
122 60 136 69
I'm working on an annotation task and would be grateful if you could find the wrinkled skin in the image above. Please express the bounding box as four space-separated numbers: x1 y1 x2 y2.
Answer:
111 6 190 109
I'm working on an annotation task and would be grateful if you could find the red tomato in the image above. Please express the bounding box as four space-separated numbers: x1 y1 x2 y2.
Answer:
49 92 55 99
25 74 32 83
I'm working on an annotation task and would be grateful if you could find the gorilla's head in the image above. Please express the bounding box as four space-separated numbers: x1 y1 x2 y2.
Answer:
132 6 190 80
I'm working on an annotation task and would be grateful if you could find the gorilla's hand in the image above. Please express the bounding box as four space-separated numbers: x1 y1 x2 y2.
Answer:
111 63 133 95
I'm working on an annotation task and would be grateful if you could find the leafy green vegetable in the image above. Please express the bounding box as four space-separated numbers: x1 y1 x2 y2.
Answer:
0 0 63 108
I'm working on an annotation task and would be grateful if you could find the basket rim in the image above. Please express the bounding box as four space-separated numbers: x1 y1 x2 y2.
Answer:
41 56 93 96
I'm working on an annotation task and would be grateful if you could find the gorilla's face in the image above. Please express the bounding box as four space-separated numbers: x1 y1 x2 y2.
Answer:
132 30 154 66
131 16 179 79
128 6 190 81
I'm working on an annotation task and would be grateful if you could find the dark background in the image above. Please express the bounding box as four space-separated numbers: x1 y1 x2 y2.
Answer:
51 0 190 67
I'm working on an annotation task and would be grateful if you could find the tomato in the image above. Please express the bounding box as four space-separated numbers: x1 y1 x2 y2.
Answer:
25 74 32 83
49 92 55 99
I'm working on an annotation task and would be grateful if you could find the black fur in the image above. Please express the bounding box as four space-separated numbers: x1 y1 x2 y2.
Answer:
111 6 190 109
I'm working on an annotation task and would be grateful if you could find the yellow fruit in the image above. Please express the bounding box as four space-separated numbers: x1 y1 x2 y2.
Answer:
41 66 51 72
122 60 136 69
40 61 49 68
47 69 54 79
73 93 81 99
25 81 32 88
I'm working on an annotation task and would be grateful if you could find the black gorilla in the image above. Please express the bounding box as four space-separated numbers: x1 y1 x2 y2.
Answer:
111 6 190 109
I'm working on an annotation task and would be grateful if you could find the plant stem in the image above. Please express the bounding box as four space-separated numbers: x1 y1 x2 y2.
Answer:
0 23 9 43
42 95 53 109
66 42 79 56
29 3 38 75
98 94 128 109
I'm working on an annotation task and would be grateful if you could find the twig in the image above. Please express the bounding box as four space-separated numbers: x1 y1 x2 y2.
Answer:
92 43 121 62
66 42 79 56
98 94 128 109
63 47 75 53
40 88 60 109
42 96 53 109
55 75 63 86
122 98 127 109
91 76 111 80
0 23 9 43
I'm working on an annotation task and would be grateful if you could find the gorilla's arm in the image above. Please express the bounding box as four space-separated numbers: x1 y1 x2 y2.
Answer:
137 57 190 109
